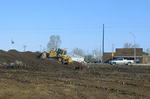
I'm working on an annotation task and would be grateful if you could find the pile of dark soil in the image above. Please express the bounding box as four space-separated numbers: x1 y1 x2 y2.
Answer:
0 50 84 71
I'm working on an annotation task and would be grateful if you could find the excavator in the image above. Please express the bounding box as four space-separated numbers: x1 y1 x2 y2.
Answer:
40 48 73 64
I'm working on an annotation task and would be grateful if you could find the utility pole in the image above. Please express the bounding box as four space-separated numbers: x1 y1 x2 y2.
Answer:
130 32 136 63
102 24 105 63
133 36 136 63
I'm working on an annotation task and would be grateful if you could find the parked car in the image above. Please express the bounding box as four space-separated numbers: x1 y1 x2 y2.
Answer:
109 58 134 65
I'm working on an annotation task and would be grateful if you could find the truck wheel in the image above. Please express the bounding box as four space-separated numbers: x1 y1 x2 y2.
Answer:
58 58 62 62
112 62 116 65
127 62 131 65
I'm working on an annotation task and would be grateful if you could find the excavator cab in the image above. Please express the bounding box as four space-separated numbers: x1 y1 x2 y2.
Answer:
56 48 71 64
57 48 67 56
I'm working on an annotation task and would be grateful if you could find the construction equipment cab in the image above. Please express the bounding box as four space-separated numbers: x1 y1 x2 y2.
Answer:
56 48 72 64
40 48 72 64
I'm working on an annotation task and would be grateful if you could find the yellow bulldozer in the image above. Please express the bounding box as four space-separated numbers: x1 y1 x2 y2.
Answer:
40 48 73 64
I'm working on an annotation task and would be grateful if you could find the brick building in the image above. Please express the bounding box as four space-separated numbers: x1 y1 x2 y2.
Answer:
104 48 149 63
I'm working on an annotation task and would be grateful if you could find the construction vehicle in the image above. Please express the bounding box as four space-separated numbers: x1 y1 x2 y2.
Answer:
40 48 73 64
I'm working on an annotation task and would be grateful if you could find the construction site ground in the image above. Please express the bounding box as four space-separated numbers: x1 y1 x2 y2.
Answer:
0 50 150 99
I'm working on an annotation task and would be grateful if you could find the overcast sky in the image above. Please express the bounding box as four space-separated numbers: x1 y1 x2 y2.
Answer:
0 0 150 52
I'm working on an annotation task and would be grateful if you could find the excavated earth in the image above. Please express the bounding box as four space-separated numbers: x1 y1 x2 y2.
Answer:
0 50 150 99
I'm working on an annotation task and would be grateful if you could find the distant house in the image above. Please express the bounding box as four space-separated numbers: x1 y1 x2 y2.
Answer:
104 48 149 64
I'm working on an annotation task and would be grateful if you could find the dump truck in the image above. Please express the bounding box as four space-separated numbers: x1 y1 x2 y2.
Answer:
40 48 73 64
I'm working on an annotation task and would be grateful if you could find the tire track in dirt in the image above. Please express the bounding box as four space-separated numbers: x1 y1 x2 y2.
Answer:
51 77 149 98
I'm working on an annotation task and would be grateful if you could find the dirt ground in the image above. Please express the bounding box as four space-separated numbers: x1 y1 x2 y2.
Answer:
0 50 150 99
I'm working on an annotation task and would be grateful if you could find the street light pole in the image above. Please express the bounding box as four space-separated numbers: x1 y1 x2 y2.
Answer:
130 32 136 63
134 38 136 63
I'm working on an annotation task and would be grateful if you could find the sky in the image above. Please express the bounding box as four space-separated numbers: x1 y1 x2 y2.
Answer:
0 0 150 53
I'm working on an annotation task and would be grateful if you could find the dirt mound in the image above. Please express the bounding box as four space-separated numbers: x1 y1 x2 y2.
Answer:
0 50 84 71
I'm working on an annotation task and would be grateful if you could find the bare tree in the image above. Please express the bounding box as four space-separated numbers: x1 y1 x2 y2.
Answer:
84 55 93 63
123 43 140 48
123 43 132 48
47 35 61 51
23 45 27 52
92 49 101 61
72 48 85 57
132 44 140 48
